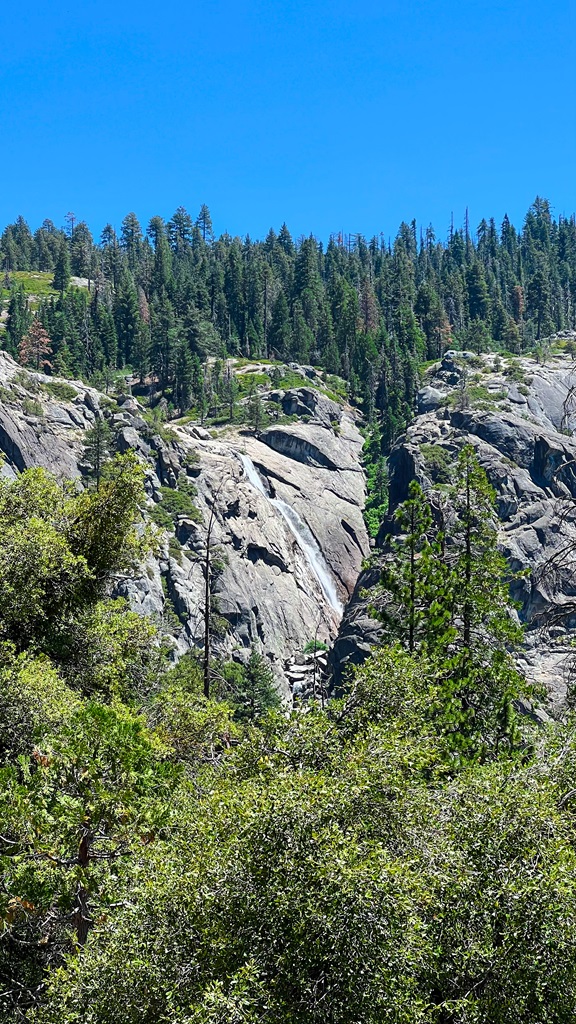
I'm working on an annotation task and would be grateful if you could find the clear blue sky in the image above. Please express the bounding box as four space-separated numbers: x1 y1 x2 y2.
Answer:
1 0 574 243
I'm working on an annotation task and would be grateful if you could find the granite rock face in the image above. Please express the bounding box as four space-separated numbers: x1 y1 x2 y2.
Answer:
0 352 98 479
331 352 576 708
0 352 369 693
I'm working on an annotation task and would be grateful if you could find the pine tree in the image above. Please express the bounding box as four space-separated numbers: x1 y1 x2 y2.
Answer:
376 451 525 756
268 292 291 358
526 266 551 339
450 445 522 658
222 360 239 422
168 207 194 256
5 285 32 357
114 274 141 366
376 481 450 654
445 445 525 755
132 322 151 384
69 221 94 277
226 650 282 722
148 217 173 293
196 204 213 243
190 355 204 408
19 318 53 371
247 391 266 435
52 240 71 293
150 291 177 392
466 261 490 322
83 418 112 489
120 212 143 272
174 339 194 413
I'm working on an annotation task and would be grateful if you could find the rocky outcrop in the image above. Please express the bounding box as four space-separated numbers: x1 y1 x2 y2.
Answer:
0 352 369 695
0 353 97 479
159 411 368 688
331 351 576 709
268 386 342 427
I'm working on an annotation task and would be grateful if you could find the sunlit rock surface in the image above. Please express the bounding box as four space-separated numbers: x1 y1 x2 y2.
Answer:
331 352 576 709
0 351 368 691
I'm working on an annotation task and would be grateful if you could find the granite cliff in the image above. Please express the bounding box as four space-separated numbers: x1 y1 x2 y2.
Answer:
0 352 369 694
332 350 576 712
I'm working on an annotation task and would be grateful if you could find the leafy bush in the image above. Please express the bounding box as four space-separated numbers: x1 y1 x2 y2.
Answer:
158 486 202 523
304 639 328 653
421 443 453 483
22 397 43 416
236 372 271 394
504 360 527 383
40 381 78 402
149 504 175 533
12 369 35 389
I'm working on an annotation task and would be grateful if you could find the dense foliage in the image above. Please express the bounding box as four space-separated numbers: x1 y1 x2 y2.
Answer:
0 443 574 1022
1 198 576 1015
2 197 574 455
372 449 526 759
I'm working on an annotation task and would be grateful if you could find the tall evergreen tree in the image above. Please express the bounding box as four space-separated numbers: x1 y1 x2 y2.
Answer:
5 285 32 357
196 204 213 243
83 418 113 489
52 240 71 293
174 339 194 413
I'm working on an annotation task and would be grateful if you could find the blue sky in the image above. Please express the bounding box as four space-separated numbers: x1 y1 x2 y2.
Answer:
1 0 574 243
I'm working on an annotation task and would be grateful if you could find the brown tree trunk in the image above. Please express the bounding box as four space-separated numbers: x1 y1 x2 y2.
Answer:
73 832 92 946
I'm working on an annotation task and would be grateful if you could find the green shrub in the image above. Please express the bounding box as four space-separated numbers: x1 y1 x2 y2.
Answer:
13 369 34 389
421 443 453 483
168 536 183 565
177 474 197 498
468 385 507 405
23 397 43 417
41 381 78 402
236 372 271 394
304 639 328 654
183 449 200 469
149 505 174 533
504 360 527 384
158 486 203 525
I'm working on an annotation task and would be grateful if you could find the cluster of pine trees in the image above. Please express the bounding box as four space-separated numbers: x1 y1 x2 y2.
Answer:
2 197 574 451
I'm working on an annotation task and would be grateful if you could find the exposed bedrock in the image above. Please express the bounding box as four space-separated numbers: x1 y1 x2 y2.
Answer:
0 351 369 693
331 352 576 708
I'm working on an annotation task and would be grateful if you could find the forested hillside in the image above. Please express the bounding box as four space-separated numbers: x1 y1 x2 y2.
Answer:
1 197 574 450
4 199 576 1021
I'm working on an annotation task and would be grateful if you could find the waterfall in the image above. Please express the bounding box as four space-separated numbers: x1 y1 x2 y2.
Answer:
238 453 344 617
239 453 269 497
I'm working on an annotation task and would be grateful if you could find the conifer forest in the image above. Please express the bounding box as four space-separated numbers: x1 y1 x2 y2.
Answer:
2 198 576 1022
1 197 573 449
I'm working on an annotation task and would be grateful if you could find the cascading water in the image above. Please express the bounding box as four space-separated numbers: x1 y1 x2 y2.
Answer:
239 453 269 497
238 453 344 618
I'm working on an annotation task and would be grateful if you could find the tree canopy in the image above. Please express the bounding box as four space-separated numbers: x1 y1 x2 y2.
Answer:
0 445 573 1022
2 197 574 454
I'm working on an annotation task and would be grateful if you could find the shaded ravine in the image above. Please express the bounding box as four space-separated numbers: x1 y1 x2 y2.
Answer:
238 453 344 618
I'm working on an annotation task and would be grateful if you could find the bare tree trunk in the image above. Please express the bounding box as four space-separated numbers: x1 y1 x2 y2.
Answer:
73 831 92 946
203 534 211 699
203 504 218 698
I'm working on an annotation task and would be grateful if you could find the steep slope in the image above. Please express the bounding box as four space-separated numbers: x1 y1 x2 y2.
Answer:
0 353 369 691
331 350 576 709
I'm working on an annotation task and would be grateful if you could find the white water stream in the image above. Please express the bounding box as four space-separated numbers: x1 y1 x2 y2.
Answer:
238 453 344 618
